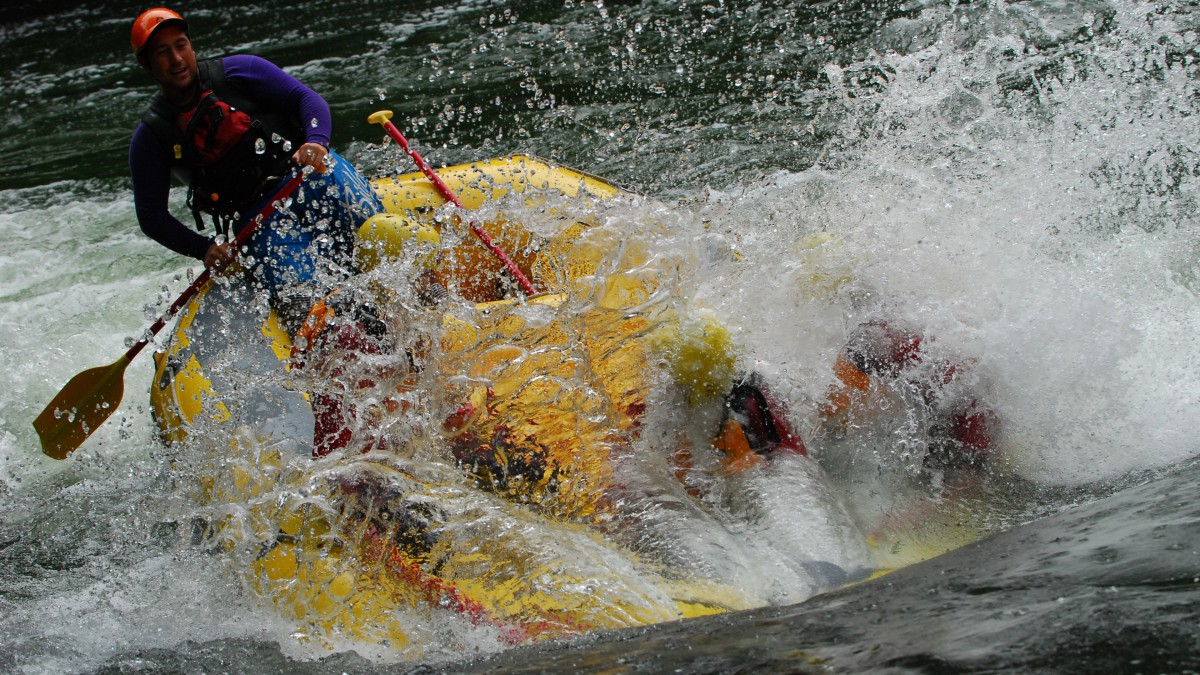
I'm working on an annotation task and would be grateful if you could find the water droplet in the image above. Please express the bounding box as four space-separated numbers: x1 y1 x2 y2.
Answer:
310 118 319 128
271 133 282 144
255 138 266 154
282 140 293 153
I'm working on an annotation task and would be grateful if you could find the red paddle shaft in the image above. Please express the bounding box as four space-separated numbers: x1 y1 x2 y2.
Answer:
34 171 309 459
124 170 308 362
367 110 536 296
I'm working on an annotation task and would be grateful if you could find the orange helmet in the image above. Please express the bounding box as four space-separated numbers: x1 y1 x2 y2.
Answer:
131 8 188 54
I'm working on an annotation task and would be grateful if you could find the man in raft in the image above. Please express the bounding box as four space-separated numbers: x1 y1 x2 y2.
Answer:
128 8 386 453
128 7 382 333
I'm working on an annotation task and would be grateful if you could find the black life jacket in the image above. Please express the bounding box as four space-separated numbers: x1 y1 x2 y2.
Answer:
142 57 305 232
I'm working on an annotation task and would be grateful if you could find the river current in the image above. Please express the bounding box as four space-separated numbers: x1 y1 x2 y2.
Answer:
1 0 1198 673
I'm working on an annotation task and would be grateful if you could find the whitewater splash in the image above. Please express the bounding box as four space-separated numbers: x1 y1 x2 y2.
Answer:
135 177 893 660
688 0 1200 489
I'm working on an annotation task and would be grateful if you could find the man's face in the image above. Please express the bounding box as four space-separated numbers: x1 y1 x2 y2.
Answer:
141 25 197 99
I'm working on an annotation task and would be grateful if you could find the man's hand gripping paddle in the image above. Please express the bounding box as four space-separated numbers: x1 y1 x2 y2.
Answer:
367 110 536 297
33 170 309 460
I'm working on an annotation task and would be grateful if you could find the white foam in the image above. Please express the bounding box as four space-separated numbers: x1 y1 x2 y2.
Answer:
686 1 1200 485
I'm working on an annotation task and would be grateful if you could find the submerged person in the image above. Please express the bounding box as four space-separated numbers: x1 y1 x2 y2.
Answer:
128 7 383 335
128 8 387 454
819 319 999 469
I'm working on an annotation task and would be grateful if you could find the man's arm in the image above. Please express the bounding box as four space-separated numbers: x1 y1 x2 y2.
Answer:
222 54 332 146
222 54 333 173
129 123 214 261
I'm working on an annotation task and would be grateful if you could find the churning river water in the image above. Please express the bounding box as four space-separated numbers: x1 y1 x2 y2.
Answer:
1 0 1199 672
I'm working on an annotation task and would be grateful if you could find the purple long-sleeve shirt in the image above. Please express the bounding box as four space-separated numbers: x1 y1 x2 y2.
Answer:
128 54 332 260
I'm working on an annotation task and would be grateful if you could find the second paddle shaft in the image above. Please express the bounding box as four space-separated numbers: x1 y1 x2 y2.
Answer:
368 111 536 296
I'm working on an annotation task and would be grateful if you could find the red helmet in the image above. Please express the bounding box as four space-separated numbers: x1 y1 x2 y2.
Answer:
131 8 188 54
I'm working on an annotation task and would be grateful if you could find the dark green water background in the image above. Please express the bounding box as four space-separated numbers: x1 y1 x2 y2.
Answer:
0 0 919 194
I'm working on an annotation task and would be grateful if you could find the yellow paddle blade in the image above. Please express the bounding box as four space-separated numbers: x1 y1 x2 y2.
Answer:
32 355 130 460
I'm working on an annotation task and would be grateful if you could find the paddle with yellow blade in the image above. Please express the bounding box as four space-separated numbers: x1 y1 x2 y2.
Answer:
33 170 309 460
367 110 537 296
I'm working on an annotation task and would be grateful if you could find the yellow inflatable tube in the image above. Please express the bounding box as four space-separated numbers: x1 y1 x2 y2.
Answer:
149 155 748 649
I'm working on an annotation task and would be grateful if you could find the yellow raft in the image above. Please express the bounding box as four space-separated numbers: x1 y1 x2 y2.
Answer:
148 154 998 652
150 155 768 649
